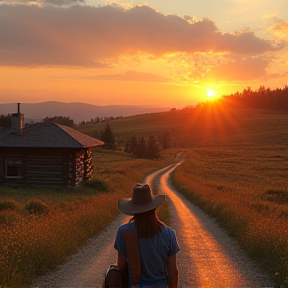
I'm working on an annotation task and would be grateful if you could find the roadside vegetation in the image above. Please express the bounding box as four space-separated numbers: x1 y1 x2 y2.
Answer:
0 149 176 288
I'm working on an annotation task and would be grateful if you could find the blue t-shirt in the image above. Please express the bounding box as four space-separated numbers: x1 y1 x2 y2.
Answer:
114 222 180 287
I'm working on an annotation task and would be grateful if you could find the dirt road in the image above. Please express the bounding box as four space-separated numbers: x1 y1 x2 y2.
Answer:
32 160 274 288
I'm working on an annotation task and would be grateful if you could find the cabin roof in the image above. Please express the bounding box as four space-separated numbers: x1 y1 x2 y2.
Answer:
0 128 10 139
0 123 104 148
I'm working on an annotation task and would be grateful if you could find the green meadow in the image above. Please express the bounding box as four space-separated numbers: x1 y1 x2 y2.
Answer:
1 101 288 287
79 102 288 148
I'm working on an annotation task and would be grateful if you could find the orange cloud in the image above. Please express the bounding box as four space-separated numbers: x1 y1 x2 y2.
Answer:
81 70 171 82
204 58 268 81
271 21 288 40
1 0 84 5
0 4 278 68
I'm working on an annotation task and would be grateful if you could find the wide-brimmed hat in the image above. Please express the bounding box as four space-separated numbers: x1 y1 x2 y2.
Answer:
118 183 166 215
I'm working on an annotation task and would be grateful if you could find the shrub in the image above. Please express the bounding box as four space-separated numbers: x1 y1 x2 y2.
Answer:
261 189 288 204
85 177 108 191
0 199 20 211
0 210 20 225
24 199 50 215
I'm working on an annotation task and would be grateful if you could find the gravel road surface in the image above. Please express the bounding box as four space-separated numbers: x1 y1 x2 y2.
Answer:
32 159 274 288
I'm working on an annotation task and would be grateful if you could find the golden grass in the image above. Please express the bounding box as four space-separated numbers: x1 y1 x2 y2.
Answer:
171 146 288 284
0 149 176 287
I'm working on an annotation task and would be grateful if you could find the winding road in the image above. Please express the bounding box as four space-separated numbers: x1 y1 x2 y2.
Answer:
32 159 274 288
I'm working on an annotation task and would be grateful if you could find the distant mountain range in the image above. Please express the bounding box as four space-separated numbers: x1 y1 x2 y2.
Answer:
0 102 172 124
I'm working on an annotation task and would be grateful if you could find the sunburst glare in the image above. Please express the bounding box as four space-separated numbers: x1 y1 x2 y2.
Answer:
207 89 216 98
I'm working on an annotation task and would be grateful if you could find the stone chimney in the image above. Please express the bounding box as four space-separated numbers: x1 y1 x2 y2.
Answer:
11 103 24 133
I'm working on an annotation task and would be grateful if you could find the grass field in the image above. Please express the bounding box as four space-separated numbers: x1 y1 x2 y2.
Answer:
1 101 288 287
78 102 288 148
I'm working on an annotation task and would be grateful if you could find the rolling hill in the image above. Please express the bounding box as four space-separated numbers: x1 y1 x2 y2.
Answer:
77 102 288 148
0 102 172 124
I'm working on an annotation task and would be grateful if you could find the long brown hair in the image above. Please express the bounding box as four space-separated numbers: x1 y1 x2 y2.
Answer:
130 209 165 238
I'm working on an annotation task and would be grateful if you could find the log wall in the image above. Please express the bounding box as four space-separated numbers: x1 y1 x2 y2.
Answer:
0 147 94 187
25 154 64 186
84 148 93 182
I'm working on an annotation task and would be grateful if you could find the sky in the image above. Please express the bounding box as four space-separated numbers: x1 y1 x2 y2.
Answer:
1 0 288 108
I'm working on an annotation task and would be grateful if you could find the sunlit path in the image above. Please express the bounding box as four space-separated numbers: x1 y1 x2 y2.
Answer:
146 162 273 288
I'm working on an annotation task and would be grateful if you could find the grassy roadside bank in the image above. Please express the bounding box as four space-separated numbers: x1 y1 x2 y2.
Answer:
171 147 288 286
0 149 176 288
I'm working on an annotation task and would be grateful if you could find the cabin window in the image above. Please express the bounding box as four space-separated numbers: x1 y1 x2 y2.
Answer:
5 158 23 178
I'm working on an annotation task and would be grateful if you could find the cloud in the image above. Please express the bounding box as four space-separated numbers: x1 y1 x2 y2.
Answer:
271 21 288 41
47 0 85 5
204 58 268 81
0 4 279 67
82 70 171 82
0 0 84 5
264 15 284 26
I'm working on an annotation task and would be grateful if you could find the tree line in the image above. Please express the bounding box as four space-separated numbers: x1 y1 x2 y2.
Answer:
124 135 160 159
222 85 288 111
43 116 74 127
0 115 74 128
99 123 170 159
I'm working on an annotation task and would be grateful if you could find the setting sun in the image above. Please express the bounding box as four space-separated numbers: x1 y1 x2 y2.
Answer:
1 1 287 109
207 89 216 98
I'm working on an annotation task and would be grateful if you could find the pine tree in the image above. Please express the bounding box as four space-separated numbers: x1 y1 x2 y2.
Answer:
130 135 138 155
146 136 160 159
135 136 146 158
100 123 115 149
124 141 130 154
161 131 170 150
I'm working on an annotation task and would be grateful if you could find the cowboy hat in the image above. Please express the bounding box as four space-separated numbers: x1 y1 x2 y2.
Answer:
118 183 166 215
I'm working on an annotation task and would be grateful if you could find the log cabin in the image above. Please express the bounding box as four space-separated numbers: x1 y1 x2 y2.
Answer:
0 104 104 187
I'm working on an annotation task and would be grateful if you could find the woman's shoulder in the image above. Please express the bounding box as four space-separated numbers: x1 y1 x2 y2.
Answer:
161 225 180 253
117 222 135 232
161 225 177 237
